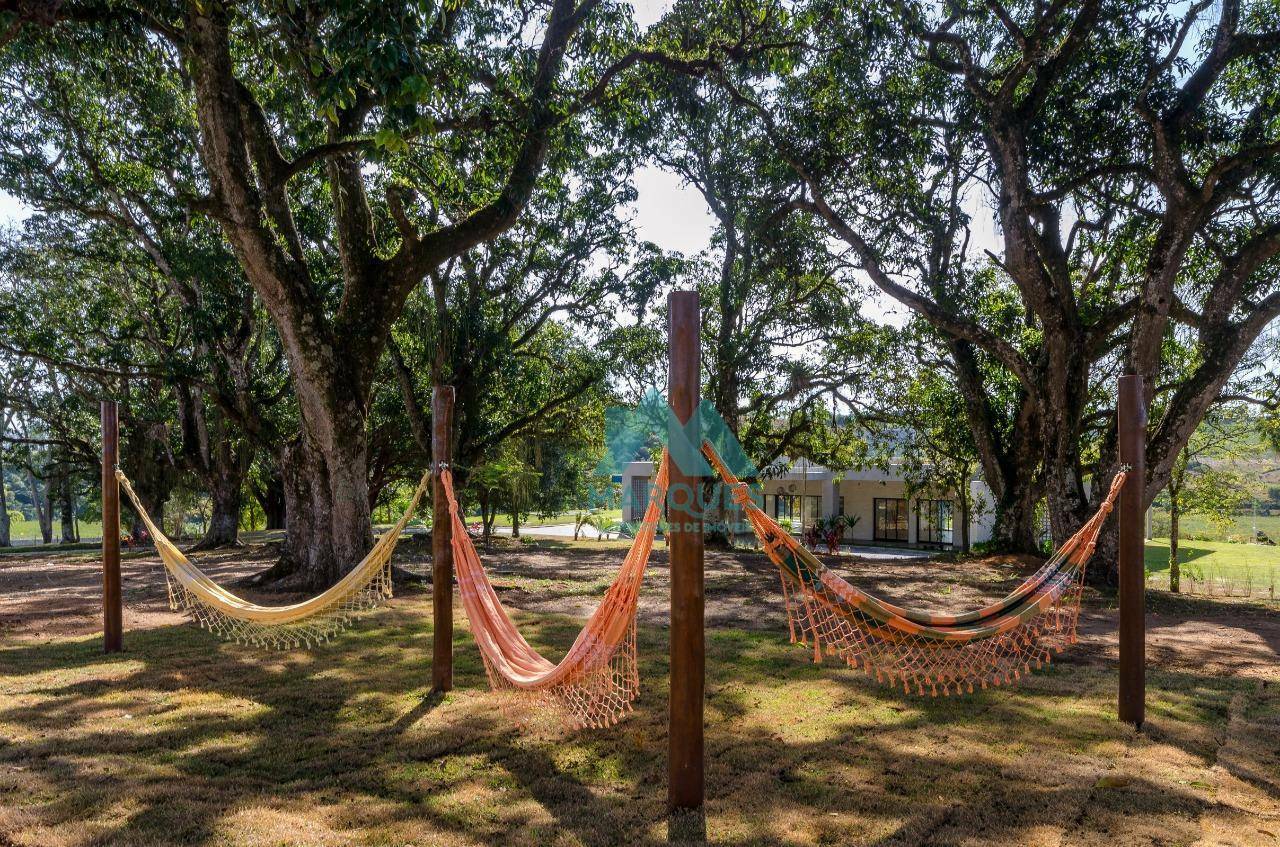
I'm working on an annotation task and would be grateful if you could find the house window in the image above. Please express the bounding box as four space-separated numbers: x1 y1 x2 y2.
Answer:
918 499 954 545
773 493 821 533
629 476 650 521
873 497 909 542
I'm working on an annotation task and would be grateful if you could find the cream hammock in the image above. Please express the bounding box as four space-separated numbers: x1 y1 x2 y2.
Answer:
440 452 669 728
116 468 430 649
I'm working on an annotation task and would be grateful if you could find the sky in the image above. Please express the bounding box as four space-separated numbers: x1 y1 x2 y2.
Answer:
0 191 27 226
626 1 716 256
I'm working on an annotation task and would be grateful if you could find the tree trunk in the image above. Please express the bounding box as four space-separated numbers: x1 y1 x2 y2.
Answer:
119 421 174 543
1168 481 1181 593
127 484 165 543
950 357 1048 557
240 371 371 591
957 480 970 553
511 501 521 540
991 484 1040 552
28 470 51 544
479 493 493 549
269 435 372 590
192 470 243 550
59 477 75 544
184 10 373 589
255 468 287 530
0 455 10 547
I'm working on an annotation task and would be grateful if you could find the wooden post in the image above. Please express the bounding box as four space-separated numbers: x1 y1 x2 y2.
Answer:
668 290 704 812
101 400 122 654
1118 374 1146 728
431 385 455 692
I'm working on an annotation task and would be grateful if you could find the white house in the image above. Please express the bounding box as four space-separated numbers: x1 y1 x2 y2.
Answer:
619 457 995 549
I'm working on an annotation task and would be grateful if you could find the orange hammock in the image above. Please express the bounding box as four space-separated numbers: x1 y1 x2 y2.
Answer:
702 442 1128 696
440 452 669 728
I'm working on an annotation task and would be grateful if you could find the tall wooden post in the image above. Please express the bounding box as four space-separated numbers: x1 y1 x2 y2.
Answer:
101 400 122 654
668 290 704 812
1118 374 1146 728
432 385 455 692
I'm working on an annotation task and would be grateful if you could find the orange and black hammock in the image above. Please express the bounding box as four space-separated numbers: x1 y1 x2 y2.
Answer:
702 442 1128 696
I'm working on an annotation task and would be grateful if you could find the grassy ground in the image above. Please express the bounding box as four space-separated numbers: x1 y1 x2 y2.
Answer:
1 543 1278 846
4 519 103 545
1149 509 1280 543
481 508 624 528
1145 538 1280 599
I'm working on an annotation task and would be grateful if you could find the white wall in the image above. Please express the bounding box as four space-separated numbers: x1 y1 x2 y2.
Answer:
968 479 995 545
828 477 996 547
835 479 914 544
619 461 655 521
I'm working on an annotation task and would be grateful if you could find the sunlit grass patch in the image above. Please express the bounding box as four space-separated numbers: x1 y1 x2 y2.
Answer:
1146 538 1280 600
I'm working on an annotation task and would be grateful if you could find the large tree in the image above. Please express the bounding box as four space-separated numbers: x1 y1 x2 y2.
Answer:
0 0 753 585
669 0 1280 569
644 77 864 469
0 211 291 549
388 145 651 501
0 359 105 544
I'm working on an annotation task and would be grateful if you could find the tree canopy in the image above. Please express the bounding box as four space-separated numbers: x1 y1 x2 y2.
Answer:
0 0 1277 583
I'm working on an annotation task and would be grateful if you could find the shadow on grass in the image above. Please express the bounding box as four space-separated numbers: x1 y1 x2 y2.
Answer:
1 606 1276 846
1143 543 1218 572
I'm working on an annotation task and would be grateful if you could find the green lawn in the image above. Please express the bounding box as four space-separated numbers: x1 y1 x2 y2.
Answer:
1148 508 1280 543
481 507 622 528
6 517 218 544
1145 537 1280 598
4 519 103 544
